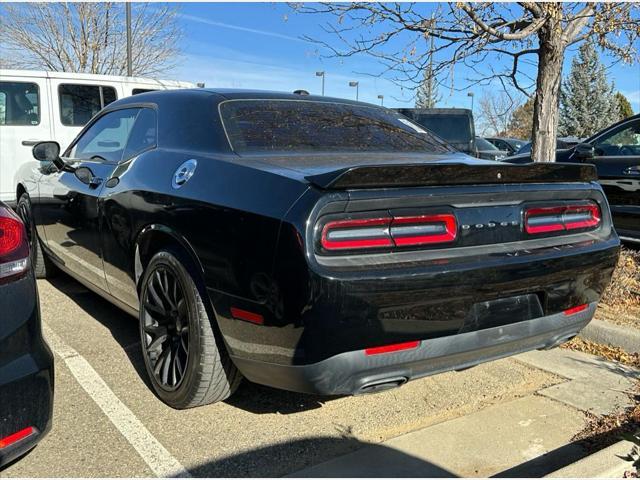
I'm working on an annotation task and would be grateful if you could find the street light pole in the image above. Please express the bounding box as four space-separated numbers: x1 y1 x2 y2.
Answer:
349 81 359 101
126 2 132 77
467 91 474 112
377 94 384 106
315 71 325 96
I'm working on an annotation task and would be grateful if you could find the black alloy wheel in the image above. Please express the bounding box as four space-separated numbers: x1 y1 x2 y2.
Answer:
141 266 190 391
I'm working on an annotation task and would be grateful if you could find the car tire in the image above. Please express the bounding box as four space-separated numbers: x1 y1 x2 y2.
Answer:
17 193 57 279
139 249 242 409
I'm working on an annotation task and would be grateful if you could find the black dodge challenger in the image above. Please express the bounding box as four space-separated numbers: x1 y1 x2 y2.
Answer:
16 89 619 409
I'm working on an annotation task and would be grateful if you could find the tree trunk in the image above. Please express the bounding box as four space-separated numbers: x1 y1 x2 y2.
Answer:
531 21 565 163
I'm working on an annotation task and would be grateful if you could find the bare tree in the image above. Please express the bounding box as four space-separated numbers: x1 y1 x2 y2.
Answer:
292 3 640 162
477 91 522 136
0 3 181 77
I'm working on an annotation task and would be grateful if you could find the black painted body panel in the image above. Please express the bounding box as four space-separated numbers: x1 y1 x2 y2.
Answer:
0 270 54 467
14 89 621 395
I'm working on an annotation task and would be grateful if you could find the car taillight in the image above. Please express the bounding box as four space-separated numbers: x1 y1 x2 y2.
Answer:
0 207 29 281
320 213 457 252
524 202 601 235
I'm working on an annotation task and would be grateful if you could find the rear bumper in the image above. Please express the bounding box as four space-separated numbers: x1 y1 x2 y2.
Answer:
231 302 595 395
0 272 54 468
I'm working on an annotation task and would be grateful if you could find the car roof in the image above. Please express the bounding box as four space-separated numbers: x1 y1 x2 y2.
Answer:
112 87 374 108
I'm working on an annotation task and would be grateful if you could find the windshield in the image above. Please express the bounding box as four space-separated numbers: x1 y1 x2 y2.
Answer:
219 100 453 154
410 114 472 143
475 137 499 151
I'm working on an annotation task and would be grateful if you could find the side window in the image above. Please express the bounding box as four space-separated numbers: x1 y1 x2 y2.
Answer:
0 81 40 126
68 108 140 163
122 108 157 161
593 121 640 157
132 88 156 95
59 84 118 126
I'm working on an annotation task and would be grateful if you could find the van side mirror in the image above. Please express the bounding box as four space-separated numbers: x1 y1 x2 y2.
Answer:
32 141 72 172
573 143 595 161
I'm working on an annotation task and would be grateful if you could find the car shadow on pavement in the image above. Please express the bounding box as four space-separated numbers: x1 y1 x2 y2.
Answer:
46 273 345 414
188 436 457 477
46 274 153 389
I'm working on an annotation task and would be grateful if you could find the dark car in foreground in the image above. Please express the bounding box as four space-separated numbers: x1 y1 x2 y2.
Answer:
0 203 53 467
15 90 619 409
505 114 640 243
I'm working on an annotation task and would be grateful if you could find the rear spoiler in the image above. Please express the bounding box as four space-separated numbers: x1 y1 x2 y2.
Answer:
305 162 597 190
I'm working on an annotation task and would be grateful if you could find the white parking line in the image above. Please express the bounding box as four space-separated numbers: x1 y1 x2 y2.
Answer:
43 324 191 478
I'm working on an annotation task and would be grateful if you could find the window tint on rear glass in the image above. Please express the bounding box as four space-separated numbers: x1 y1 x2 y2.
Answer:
412 115 471 143
132 88 157 95
0 81 40 126
219 100 453 154
59 84 117 126
123 108 157 161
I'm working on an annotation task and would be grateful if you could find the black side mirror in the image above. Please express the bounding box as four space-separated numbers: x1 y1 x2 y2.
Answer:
32 141 73 172
573 143 595 161
32 141 60 162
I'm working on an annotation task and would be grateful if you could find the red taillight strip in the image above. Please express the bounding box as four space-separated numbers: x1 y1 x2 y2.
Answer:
391 214 457 246
563 304 588 316
0 426 34 449
230 307 264 325
0 216 25 256
365 340 420 355
525 203 601 235
321 217 393 251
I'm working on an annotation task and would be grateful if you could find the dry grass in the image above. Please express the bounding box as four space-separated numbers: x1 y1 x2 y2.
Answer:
601 247 640 309
561 337 640 368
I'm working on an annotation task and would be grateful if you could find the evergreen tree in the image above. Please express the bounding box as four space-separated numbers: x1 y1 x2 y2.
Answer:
559 41 619 138
505 98 534 140
615 92 634 119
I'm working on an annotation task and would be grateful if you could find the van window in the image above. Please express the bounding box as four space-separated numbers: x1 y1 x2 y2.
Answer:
68 108 139 163
59 84 117 127
0 81 40 126
122 108 157 161
132 88 156 95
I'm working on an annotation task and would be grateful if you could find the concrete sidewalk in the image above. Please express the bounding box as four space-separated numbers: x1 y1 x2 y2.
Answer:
290 349 640 478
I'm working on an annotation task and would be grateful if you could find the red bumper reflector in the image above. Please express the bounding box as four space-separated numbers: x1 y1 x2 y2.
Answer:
365 340 420 355
563 304 588 316
230 307 264 325
0 426 34 449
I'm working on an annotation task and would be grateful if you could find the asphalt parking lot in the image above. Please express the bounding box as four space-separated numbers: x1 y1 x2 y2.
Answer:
4 273 638 477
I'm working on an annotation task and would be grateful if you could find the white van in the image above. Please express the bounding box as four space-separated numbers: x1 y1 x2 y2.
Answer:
0 69 195 205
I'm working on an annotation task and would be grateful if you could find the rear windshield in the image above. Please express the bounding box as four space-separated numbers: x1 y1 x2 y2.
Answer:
411 114 472 143
219 100 453 154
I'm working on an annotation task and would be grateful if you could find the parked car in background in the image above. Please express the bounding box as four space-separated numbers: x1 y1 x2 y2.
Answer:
396 108 476 156
505 114 640 243
515 138 577 156
0 202 53 468
0 69 194 206
485 137 527 155
475 137 509 161
17 90 619 410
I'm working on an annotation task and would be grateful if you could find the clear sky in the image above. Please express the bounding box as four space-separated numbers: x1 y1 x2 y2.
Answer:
165 2 640 112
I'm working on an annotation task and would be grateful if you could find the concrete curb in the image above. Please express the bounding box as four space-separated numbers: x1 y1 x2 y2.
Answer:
545 440 636 478
579 319 640 354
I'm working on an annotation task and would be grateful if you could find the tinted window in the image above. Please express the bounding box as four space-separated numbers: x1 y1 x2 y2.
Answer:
220 100 452 154
594 120 640 156
132 88 156 95
59 84 118 126
122 108 157 161
69 108 139 162
411 114 471 143
0 81 40 126
475 137 499 151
